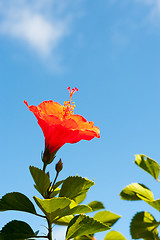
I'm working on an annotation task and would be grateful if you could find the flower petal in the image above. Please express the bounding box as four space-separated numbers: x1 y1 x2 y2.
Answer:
25 98 100 154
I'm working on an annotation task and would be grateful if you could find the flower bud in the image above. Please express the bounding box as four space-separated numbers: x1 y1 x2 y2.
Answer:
55 159 63 173
42 145 58 165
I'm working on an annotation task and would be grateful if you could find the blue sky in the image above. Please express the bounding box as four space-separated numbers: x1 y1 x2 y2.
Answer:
0 0 160 239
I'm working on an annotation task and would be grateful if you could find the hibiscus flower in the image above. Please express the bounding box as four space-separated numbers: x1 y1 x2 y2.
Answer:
24 87 100 164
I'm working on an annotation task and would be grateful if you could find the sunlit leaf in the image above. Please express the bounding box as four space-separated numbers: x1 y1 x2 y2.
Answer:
53 205 92 225
59 176 94 200
53 215 74 226
135 155 160 180
130 211 159 239
88 201 105 211
29 166 50 196
104 231 126 240
49 188 60 198
0 192 36 214
74 193 87 204
66 215 110 239
120 183 154 201
34 196 75 222
73 234 94 240
0 220 36 240
94 210 121 227
60 205 92 217
137 195 160 212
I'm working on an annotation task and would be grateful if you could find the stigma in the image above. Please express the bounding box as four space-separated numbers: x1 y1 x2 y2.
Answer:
62 87 79 118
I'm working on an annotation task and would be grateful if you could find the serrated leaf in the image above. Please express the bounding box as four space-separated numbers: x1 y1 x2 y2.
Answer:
60 205 92 217
130 211 159 239
0 192 36 214
29 166 50 196
120 183 154 201
88 201 105 211
66 215 110 240
104 231 126 240
94 210 121 227
34 196 75 222
53 215 74 226
135 155 160 180
0 220 36 240
59 176 94 201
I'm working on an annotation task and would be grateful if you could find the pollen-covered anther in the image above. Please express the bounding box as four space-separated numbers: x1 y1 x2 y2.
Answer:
62 87 79 117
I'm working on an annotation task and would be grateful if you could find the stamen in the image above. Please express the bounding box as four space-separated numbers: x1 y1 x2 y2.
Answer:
63 87 79 118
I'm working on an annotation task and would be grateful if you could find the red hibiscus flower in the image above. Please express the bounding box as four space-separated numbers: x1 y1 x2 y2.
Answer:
24 87 100 164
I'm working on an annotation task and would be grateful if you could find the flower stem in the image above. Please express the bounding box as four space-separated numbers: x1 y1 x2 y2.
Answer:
34 236 48 238
43 163 47 172
35 213 46 219
47 219 52 240
52 171 59 186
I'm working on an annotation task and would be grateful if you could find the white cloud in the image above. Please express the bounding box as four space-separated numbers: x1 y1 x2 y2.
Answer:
0 0 73 57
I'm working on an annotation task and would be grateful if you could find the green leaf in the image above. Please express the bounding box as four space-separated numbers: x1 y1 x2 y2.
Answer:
120 183 154 201
73 234 94 240
137 195 160 212
146 199 160 212
52 180 64 191
0 192 36 214
34 196 75 222
66 215 110 240
135 155 160 180
88 201 105 211
74 193 87 204
0 220 36 240
104 231 126 240
59 176 94 201
53 215 74 226
94 210 121 227
49 188 60 198
29 166 50 196
130 211 159 240
60 205 92 217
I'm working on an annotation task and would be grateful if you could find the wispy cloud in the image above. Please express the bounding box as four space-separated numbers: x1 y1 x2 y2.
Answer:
134 0 159 6
108 0 160 56
110 0 160 18
133 0 160 26
134 0 160 11
0 0 75 58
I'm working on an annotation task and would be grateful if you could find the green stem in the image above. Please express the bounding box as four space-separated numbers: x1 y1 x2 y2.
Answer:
43 163 47 172
34 236 48 238
35 213 46 218
52 171 59 186
47 219 52 240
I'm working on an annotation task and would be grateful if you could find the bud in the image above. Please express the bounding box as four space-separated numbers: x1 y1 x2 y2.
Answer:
55 159 63 173
42 145 58 165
